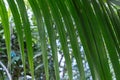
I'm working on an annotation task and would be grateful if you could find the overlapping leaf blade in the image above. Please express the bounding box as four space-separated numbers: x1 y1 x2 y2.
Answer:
0 0 11 71
6 0 26 78
54 0 86 80
15 0 34 79
91 0 120 79
36 0 60 80
28 0 49 79
47 0 73 80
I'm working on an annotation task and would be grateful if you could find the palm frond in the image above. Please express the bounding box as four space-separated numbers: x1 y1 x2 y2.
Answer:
0 0 119 80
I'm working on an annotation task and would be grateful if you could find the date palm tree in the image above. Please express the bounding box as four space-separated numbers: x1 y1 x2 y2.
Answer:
0 0 120 80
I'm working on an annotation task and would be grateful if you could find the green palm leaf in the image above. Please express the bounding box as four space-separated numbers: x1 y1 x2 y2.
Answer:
0 0 11 71
0 0 119 80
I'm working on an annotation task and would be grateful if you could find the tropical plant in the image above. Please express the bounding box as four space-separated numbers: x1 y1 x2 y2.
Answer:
0 0 120 80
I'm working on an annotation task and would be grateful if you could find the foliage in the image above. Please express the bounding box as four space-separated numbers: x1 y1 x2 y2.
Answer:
0 0 120 80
